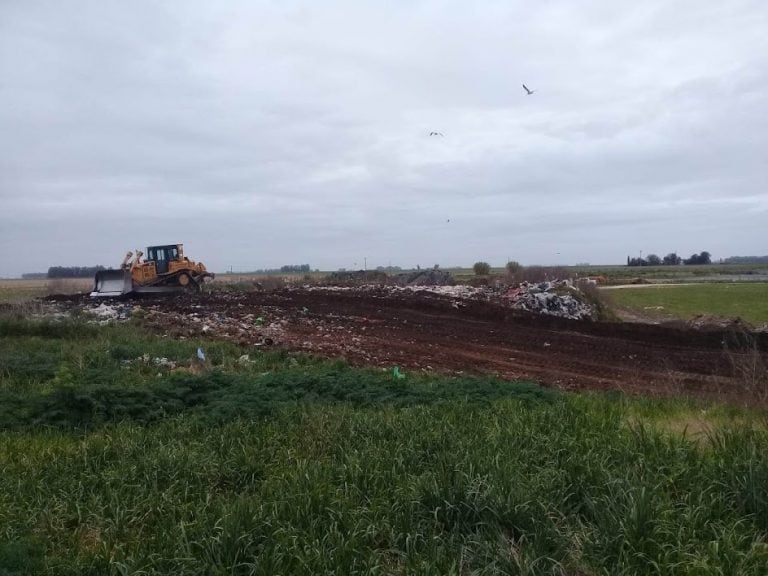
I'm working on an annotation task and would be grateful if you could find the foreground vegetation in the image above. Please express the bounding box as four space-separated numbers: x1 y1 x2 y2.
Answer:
1 318 767 574
608 283 768 326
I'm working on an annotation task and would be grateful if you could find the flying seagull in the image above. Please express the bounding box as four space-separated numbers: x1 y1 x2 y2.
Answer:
429 131 444 137
522 84 535 95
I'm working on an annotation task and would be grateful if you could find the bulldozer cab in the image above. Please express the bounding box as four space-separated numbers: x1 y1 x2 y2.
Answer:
146 245 182 275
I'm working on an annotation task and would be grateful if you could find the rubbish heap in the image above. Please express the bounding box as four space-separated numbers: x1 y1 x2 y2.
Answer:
85 302 133 323
79 300 282 346
140 307 282 346
326 270 388 285
402 284 486 298
504 280 595 320
396 268 454 286
305 283 488 300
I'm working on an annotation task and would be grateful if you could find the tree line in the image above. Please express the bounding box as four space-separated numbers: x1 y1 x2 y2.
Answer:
279 264 311 273
626 252 711 267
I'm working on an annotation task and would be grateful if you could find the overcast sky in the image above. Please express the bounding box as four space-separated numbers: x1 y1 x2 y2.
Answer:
1 1 767 276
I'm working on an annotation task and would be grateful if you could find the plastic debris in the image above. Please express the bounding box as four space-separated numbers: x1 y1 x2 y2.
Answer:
153 357 176 368
197 347 206 362
86 302 131 323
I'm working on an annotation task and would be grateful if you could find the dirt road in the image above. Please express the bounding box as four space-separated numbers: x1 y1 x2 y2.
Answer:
126 288 768 401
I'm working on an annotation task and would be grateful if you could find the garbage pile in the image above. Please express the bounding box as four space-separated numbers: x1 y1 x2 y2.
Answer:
305 283 488 301
140 307 282 346
87 302 132 323
307 279 593 319
79 300 282 346
396 268 454 286
504 280 595 320
402 285 486 298
326 270 388 285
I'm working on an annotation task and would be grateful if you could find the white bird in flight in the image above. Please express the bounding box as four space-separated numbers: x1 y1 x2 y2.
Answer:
522 84 535 95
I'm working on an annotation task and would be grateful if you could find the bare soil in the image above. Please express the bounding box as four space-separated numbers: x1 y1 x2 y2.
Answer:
56 288 768 401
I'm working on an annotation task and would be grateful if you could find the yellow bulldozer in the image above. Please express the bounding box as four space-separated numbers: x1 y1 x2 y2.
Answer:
91 244 214 297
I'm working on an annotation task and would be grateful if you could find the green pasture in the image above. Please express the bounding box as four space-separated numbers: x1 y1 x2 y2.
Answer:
607 283 768 325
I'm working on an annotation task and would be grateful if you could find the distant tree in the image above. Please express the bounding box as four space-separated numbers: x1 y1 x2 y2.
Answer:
646 254 662 266
473 261 491 275
627 257 647 267
505 261 522 274
663 253 682 265
683 252 712 265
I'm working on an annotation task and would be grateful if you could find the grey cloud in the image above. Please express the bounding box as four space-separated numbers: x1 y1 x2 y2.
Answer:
1 0 767 276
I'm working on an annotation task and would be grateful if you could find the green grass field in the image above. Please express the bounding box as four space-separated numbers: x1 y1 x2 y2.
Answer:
1 317 768 574
608 283 768 325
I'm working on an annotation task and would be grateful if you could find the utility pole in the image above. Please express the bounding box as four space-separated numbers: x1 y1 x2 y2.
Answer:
364 257 367 271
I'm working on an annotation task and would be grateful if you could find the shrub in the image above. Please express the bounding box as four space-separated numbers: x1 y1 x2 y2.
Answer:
473 261 491 276
577 280 616 321
646 254 662 266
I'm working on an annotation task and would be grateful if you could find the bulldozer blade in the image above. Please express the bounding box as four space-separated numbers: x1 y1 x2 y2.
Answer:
90 270 133 297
